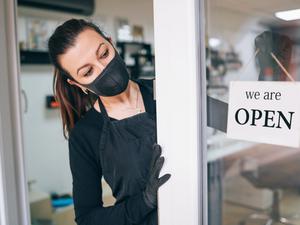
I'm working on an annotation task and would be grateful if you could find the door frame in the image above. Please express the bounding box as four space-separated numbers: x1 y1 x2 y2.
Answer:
153 0 207 224
0 0 31 224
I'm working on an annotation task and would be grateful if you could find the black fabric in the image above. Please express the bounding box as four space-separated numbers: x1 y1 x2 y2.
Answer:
68 79 158 225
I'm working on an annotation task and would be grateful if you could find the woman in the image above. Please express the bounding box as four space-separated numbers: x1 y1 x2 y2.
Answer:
48 18 171 225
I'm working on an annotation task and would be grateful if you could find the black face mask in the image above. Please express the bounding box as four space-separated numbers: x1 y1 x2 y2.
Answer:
81 48 130 97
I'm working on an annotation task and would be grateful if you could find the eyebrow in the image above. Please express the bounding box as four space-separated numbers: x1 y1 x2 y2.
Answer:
76 42 105 76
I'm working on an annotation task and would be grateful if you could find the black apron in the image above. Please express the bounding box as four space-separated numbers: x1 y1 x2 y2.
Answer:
97 80 158 225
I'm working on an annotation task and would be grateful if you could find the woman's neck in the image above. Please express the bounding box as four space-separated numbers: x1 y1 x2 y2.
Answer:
97 80 138 109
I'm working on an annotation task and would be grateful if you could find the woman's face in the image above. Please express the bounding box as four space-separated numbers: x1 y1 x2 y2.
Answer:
59 28 115 89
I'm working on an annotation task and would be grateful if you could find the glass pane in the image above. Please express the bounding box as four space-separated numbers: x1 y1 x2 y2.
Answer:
205 1 300 225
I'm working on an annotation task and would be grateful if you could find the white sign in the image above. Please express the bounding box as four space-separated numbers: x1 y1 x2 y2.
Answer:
227 81 300 148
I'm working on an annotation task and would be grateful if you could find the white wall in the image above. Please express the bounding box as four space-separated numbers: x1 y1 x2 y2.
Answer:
223 22 266 85
18 0 154 195
93 0 155 49
20 65 72 194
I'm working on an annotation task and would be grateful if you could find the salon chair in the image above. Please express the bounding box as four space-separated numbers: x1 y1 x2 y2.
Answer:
235 144 300 225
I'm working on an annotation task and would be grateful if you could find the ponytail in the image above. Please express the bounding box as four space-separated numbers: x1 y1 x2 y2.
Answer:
52 68 97 139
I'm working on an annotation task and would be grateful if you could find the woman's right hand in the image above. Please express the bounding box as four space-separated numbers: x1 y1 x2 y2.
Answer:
142 143 171 208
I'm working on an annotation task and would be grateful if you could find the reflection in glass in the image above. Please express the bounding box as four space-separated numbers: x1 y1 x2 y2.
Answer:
205 1 300 225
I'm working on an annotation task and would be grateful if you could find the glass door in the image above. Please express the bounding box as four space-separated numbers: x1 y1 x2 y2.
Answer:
205 1 300 225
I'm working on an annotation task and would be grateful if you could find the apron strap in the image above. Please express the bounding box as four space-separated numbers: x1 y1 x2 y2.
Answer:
97 97 110 122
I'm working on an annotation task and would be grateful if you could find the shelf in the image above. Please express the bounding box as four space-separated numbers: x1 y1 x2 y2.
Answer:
20 50 51 64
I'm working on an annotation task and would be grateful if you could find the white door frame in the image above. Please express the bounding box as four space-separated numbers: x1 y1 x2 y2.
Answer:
0 0 207 224
153 0 207 224
0 0 31 224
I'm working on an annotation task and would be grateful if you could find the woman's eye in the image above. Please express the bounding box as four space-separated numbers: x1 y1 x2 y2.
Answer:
100 49 109 58
84 68 93 77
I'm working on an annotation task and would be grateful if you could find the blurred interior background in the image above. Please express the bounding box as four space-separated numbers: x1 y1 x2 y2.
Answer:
15 0 300 224
205 1 300 225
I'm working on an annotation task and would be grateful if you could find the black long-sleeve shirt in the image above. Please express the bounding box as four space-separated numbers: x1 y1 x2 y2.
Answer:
68 79 157 225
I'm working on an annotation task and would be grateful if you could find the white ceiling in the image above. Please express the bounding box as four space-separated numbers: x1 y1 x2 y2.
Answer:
210 0 300 18
206 0 300 43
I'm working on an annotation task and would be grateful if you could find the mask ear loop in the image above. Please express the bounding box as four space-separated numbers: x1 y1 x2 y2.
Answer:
82 88 89 95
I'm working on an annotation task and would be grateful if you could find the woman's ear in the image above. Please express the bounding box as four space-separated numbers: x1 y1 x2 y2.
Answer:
67 78 81 88
67 78 89 94
67 78 75 85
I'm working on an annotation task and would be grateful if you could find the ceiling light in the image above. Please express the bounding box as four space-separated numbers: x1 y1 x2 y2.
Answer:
275 8 300 21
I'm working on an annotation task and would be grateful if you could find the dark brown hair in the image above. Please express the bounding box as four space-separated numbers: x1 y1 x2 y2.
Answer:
48 18 111 139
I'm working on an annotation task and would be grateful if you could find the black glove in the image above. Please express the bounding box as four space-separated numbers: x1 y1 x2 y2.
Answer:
142 143 171 208
254 31 293 81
